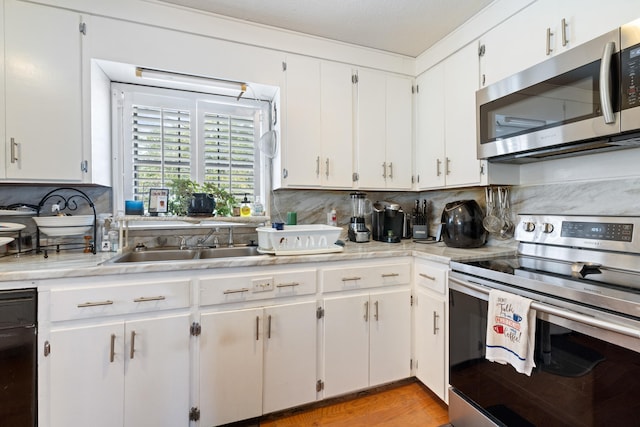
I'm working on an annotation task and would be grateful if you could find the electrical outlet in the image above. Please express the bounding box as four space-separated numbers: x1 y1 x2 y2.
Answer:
252 277 274 292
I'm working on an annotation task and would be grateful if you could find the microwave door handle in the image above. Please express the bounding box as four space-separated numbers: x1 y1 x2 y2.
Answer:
599 41 616 124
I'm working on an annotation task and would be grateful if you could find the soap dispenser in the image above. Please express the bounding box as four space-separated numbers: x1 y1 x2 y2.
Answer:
240 194 251 217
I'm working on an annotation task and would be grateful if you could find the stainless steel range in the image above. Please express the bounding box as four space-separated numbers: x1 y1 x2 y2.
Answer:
448 214 640 427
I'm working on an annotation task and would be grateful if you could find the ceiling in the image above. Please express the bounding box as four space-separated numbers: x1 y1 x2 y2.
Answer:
156 0 494 57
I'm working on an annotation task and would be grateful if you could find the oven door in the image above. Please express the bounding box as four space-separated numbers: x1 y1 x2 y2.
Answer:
477 28 621 163
448 275 640 427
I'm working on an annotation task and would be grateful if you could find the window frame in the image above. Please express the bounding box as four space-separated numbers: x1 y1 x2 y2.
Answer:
111 82 270 215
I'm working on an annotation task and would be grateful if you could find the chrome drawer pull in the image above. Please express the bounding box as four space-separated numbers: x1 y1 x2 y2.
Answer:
223 288 250 295
433 311 440 335
133 295 166 303
419 273 436 281
342 276 362 282
276 282 300 288
77 300 114 308
381 273 399 278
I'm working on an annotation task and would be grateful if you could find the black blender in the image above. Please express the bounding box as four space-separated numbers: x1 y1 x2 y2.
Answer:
348 192 371 243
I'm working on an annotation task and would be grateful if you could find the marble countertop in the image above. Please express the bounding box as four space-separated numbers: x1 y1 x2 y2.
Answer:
0 240 517 283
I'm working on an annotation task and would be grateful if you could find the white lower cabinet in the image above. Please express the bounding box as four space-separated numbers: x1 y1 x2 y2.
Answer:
323 288 411 398
41 276 192 427
199 300 318 426
413 259 448 402
48 314 191 427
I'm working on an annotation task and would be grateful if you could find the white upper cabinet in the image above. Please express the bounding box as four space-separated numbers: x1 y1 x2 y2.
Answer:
4 0 85 181
416 43 487 189
356 69 413 190
479 0 640 88
280 55 353 189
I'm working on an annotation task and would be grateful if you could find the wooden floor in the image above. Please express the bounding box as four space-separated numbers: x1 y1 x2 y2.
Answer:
259 380 449 427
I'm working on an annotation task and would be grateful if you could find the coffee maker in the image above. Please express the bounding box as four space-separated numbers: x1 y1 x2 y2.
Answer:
371 201 405 243
348 192 371 243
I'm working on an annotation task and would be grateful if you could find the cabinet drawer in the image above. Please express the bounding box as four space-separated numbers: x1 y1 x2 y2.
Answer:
50 280 191 321
322 262 410 293
414 260 448 295
199 269 316 306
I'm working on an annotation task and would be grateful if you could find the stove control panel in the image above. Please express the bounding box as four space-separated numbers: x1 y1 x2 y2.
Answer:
516 214 640 253
561 221 633 242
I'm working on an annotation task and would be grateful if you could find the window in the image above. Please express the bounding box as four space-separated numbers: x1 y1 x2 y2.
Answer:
113 83 270 212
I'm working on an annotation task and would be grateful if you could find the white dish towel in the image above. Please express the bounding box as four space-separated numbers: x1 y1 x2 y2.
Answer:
486 289 537 376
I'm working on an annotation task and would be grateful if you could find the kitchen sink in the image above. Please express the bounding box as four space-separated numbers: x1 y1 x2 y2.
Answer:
105 246 260 264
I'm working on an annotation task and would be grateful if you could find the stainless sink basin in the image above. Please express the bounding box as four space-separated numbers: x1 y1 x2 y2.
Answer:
198 246 259 259
105 246 260 264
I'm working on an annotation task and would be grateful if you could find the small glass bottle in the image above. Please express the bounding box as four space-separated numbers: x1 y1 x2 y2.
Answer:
252 196 264 216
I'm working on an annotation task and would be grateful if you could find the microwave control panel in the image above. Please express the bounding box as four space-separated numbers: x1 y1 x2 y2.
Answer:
622 44 640 109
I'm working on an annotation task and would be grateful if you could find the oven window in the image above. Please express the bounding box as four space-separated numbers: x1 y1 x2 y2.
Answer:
449 288 640 426
479 61 605 145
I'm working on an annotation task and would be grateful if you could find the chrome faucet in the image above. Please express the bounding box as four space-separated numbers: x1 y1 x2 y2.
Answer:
196 228 218 247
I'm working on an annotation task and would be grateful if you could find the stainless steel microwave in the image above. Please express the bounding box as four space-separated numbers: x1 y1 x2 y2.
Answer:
477 18 640 163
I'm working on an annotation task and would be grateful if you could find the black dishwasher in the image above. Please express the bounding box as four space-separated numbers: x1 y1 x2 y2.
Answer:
0 288 37 427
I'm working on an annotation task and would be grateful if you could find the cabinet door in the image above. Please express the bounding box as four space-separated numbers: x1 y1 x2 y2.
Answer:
49 322 125 427
321 61 354 188
199 308 263 426
369 289 411 386
415 66 445 189
263 301 318 413
283 55 322 187
415 288 446 401
385 75 413 190
444 43 482 187
124 314 191 427
4 0 83 181
323 293 370 398
356 69 387 189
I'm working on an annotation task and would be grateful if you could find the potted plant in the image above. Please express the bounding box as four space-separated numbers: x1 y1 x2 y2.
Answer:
167 178 236 217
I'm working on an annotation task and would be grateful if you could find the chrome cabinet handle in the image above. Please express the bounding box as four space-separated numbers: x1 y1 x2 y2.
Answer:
44 341 51 357
445 157 451 175
267 315 272 339
10 138 18 163
255 316 260 341
561 18 568 47
77 300 114 308
364 301 369 321
276 282 300 288
325 158 330 178
133 295 166 303
315 156 320 177
381 273 399 278
600 41 616 124
433 311 440 335
110 334 116 363
223 288 249 295
382 162 387 179
130 331 136 359
388 162 393 179
374 300 379 321
419 273 436 281
341 276 362 282
436 159 442 177
546 27 553 55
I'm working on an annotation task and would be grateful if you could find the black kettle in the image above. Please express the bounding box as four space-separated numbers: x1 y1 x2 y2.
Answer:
440 200 487 248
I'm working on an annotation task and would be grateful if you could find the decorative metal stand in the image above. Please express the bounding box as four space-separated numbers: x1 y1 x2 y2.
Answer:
35 187 97 256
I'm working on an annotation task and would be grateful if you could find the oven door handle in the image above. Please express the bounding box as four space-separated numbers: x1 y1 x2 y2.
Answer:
449 277 640 340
